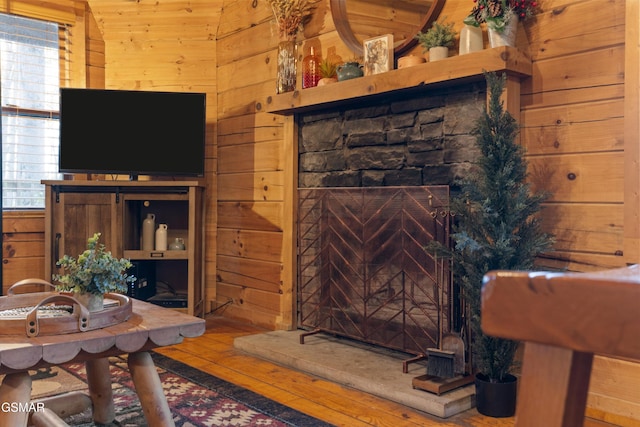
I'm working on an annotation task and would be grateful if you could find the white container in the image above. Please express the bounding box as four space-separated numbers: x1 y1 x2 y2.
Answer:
428 46 449 62
488 14 518 48
459 24 484 55
142 213 155 251
155 223 168 251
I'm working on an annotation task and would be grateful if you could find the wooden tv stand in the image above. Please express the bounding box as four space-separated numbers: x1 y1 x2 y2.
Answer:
42 180 205 317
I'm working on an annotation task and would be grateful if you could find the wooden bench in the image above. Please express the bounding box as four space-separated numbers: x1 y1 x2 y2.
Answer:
481 264 640 427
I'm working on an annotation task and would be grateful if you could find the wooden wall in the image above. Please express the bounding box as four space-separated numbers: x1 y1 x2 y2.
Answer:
1 0 638 422
214 0 633 324
213 0 639 423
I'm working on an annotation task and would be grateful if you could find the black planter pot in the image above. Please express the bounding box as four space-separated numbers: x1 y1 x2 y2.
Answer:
475 373 517 417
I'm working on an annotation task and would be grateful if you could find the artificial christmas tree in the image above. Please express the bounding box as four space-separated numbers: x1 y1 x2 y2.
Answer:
449 71 553 416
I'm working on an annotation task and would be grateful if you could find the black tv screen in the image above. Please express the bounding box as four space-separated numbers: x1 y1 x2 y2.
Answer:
59 88 206 179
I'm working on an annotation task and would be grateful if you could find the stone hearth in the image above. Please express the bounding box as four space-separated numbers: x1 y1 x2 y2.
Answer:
234 330 475 418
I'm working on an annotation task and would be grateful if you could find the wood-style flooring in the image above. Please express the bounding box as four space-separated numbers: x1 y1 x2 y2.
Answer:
155 315 615 427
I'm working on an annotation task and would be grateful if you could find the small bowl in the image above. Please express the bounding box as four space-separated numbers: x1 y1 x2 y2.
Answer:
397 55 426 69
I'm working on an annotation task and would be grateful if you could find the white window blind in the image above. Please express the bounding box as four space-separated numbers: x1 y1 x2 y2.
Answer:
1 12 64 209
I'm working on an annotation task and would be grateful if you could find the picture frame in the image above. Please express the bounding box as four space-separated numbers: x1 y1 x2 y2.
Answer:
363 34 394 76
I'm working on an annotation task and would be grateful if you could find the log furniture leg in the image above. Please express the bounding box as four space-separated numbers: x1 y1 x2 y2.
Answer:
128 351 175 427
85 358 115 424
0 371 32 427
515 342 594 427
31 391 91 423
31 407 70 427
481 266 640 427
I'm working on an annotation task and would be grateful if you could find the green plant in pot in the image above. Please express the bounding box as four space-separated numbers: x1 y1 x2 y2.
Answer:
415 17 457 62
54 232 135 311
440 72 553 417
317 57 338 86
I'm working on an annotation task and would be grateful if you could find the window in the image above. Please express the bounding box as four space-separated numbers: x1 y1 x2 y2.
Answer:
1 13 63 209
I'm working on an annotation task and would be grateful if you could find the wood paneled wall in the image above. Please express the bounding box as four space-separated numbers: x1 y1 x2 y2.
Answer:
213 0 638 423
522 0 627 272
214 0 632 324
1 0 638 422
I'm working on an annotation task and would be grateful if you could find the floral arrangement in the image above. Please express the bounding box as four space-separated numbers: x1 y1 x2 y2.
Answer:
464 0 539 32
266 0 319 40
54 233 135 295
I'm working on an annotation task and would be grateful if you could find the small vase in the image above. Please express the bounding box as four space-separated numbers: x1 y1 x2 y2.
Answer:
459 25 484 55
276 39 297 93
336 62 363 81
155 223 168 251
488 14 518 48
169 237 185 250
141 213 155 251
74 292 104 312
302 46 321 89
428 46 449 62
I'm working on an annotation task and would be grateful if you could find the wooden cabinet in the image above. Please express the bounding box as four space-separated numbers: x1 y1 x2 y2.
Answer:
43 181 205 317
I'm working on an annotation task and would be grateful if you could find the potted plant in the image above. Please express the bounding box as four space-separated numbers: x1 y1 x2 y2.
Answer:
414 18 457 62
317 57 338 86
463 0 540 47
438 72 553 417
53 232 135 311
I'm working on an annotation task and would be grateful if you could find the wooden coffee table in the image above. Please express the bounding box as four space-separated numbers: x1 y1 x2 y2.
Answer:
0 299 205 427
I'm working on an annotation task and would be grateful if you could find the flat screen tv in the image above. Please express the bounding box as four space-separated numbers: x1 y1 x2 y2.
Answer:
59 88 206 180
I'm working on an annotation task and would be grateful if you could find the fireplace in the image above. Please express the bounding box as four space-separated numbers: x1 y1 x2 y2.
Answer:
296 83 485 362
297 186 452 363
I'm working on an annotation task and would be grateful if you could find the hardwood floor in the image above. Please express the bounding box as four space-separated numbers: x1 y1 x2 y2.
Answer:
155 315 615 427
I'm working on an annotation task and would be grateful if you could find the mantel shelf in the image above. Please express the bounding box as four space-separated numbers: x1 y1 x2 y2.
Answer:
261 47 532 115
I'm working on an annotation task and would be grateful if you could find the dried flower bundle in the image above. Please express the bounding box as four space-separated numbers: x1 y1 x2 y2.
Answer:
266 0 318 39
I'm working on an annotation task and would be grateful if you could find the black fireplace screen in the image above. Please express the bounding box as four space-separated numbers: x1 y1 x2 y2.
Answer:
297 186 452 357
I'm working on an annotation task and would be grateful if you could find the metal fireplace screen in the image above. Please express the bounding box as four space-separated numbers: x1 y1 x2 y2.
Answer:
297 186 451 357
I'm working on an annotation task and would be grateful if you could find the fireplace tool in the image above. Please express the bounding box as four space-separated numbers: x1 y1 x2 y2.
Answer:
413 251 474 395
425 253 465 379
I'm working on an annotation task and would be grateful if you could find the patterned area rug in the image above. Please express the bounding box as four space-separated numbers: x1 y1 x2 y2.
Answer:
30 352 333 427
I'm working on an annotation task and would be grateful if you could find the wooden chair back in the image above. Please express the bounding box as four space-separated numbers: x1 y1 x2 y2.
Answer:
481 264 640 427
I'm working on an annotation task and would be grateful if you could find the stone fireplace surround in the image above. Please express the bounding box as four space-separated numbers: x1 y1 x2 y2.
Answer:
297 82 486 189
294 83 485 360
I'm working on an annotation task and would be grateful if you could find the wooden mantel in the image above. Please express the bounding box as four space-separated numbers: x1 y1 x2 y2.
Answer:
261 46 532 117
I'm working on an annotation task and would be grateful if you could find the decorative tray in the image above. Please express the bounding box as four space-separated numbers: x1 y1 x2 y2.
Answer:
0 280 132 337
